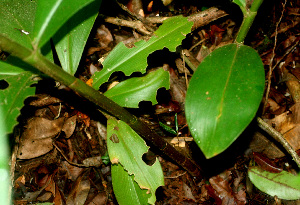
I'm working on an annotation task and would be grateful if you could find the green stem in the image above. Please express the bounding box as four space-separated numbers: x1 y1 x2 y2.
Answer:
0 35 203 179
235 0 264 43
250 0 264 12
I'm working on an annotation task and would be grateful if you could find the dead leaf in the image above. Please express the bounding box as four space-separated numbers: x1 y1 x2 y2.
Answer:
209 171 246 205
82 156 102 167
269 103 300 151
66 174 91 205
17 117 65 159
183 183 196 201
62 115 77 138
87 192 107 205
250 132 285 159
62 161 84 181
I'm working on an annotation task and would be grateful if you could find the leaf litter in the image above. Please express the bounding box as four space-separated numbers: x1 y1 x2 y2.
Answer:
11 0 300 204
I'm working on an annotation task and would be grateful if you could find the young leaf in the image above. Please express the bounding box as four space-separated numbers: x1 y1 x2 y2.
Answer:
111 164 150 205
0 62 37 134
107 118 164 204
0 0 36 50
92 16 193 89
104 68 170 108
232 0 246 8
248 167 300 200
33 0 99 48
185 43 265 159
53 1 101 75
159 122 177 135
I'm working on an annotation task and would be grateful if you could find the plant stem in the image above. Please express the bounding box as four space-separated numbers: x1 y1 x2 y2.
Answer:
235 0 264 43
250 0 264 13
0 34 203 179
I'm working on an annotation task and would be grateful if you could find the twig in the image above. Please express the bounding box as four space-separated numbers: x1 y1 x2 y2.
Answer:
104 17 152 35
147 7 228 31
104 7 228 35
254 19 300 48
257 117 300 169
262 0 287 114
53 142 94 168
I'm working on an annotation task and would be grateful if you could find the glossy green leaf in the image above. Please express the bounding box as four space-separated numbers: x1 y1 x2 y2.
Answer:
248 167 300 200
33 0 98 48
112 164 150 205
0 0 36 50
0 61 37 134
107 118 164 204
53 1 101 75
104 68 170 108
92 16 193 89
159 122 177 135
185 43 265 158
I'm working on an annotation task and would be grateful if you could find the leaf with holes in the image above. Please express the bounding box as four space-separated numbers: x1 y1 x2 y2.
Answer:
111 164 150 205
104 68 170 108
92 16 193 89
248 167 300 200
107 118 164 204
185 43 265 158
0 61 37 134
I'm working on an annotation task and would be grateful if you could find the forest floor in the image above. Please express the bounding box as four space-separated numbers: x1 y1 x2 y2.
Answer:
12 0 300 204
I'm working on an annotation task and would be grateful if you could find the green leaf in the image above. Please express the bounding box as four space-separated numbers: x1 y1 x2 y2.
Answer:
92 16 193 89
0 105 10 204
232 0 247 15
0 0 36 50
248 167 300 200
0 61 37 134
107 118 164 204
159 122 177 135
104 68 170 108
112 164 150 205
185 44 265 158
232 0 246 8
53 1 101 75
33 0 99 48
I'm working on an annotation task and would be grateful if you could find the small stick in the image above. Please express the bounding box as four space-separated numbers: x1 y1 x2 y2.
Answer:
262 0 287 114
53 142 94 168
257 117 300 169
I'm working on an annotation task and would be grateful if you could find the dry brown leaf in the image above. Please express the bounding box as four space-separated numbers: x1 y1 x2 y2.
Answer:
53 184 64 205
66 175 91 205
14 175 25 189
269 103 300 151
62 161 84 181
62 115 77 138
36 192 52 202
250 132 285 159
183 183 196 201
82 156 102 167
87 192 107 205
209 171 246 205
17 117 65 159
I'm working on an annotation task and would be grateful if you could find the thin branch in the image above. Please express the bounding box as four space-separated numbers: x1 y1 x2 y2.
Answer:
103 7 228 35
257 117 300 169
262 0 287 114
